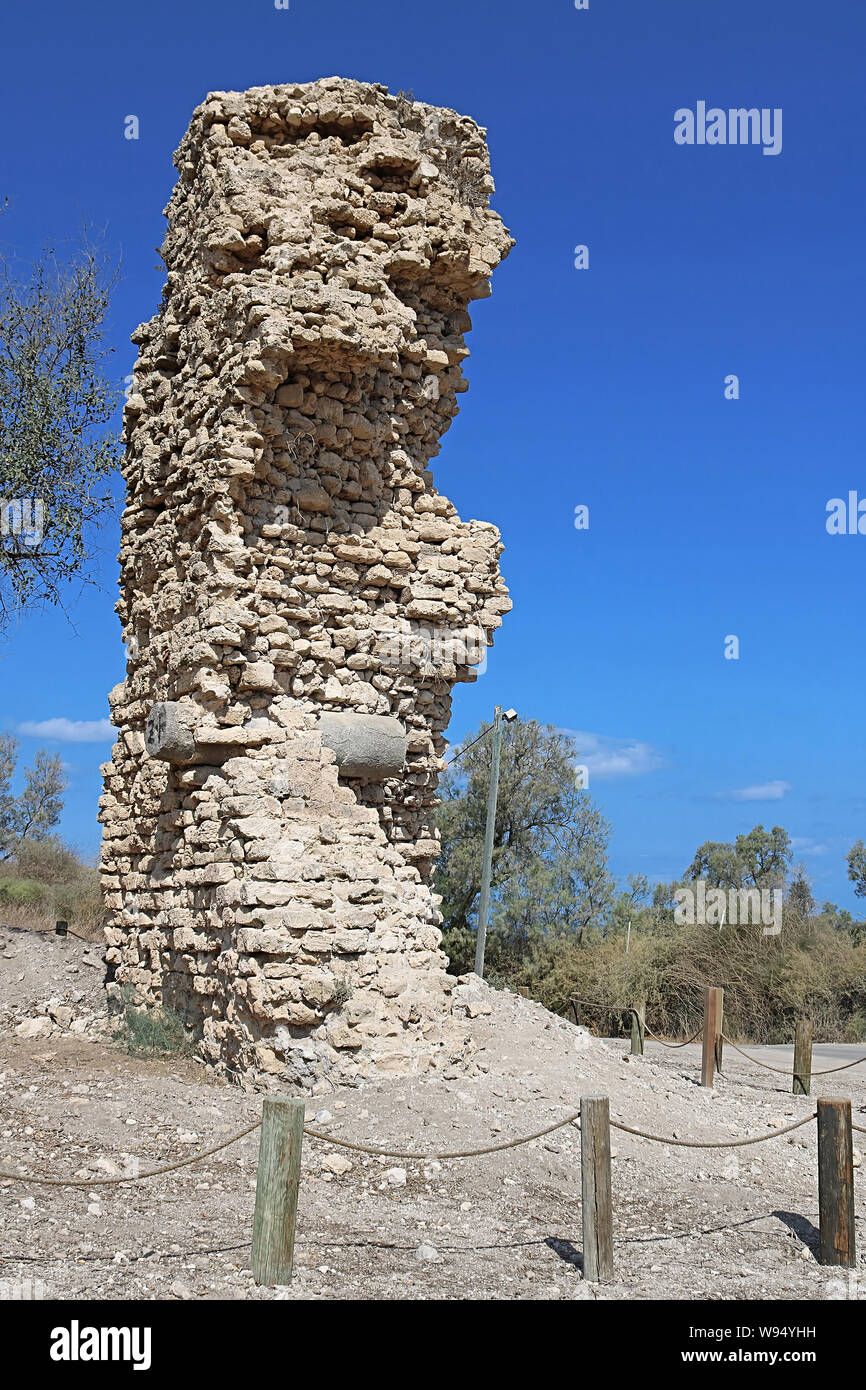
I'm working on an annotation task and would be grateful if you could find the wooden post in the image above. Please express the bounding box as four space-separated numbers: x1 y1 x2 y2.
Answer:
793 1020 813 1096
701 986 724 1087
580 1094 614 1283
817 1097 856 1268
251 1097 305 1285
630 1003 645 1057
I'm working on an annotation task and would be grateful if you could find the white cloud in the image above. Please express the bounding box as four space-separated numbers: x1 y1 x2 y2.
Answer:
721 780 792 802
564 730 666 779
791 836 829 856
18 718 113 743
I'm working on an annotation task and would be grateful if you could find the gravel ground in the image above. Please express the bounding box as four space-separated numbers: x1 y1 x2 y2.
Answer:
1 925 865 1301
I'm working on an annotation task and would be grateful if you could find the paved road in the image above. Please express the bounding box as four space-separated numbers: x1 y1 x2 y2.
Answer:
603 1037 866 1079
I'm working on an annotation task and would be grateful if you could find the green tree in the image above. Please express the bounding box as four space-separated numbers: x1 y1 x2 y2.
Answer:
608 872 651 940
685 825 791 891
685 840 743 889
847 841 866 898
434 718 614 974
787 862 815 919
0 237 121 631
734 824 792 889
0 734 66 860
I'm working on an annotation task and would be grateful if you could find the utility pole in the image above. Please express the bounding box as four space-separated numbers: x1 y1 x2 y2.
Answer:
474 705 503 979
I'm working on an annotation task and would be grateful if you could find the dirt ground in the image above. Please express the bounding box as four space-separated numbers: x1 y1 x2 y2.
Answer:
1 924 865 1301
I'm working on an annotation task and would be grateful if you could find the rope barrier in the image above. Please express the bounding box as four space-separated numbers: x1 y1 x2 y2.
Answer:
0 1120 262 1187
0 1101 830 1185
802 1055 866 1077
721 1034 866 1079
720 1036 801 1076
0 989 860 1184
0 1112 590 1186
567 997 701 1049
2 978 862 1294
567 994 866 1071
643 1025 703 1049
568 996 622 1014
302 1110 582 1160
610 1112 817 1149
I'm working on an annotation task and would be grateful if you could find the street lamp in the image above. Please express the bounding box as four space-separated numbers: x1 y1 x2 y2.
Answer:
443 705 517 980
474 705 518 978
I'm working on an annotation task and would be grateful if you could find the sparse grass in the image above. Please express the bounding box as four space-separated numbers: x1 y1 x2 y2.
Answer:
0 900 54 934
394 88 416 129
111 987 195 1058
437 149 489 206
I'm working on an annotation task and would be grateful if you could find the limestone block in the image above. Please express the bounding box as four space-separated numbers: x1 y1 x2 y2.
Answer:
144 702 196 763
318 712 406 780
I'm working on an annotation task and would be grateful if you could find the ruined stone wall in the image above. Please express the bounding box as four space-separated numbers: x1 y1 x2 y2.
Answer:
99 78 512 1088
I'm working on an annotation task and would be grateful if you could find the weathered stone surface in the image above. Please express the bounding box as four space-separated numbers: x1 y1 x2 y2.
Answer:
99 77 512 1088
318 712 406 780
144 702 196 763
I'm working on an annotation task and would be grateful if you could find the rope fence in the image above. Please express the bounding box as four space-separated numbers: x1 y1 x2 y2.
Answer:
302 1108 584 1160
609 1112 817 1149
643 1024 703 1049
0 1100 827 1192
0 1119 263 1187
722 1034 866 1079
567 995 702 1050
0 1090 858 1285
1 975 864 1285
567 990 866 1089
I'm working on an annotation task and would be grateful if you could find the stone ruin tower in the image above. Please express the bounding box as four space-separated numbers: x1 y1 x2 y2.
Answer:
99 78 513 1087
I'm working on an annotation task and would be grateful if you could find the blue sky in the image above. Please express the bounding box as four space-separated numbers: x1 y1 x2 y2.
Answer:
0 0 863 908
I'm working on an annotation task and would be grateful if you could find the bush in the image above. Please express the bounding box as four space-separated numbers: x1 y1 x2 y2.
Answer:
439 923 475 976
0 838 105 940
111 988 194 1058
447 908 866 1044
0 876 51 910
13 836 87 885
52 868 104 940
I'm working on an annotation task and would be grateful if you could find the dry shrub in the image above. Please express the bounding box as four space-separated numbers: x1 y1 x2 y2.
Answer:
13 836 85 885
0 839 105 942
0 900 54 935
476 910 866 1043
